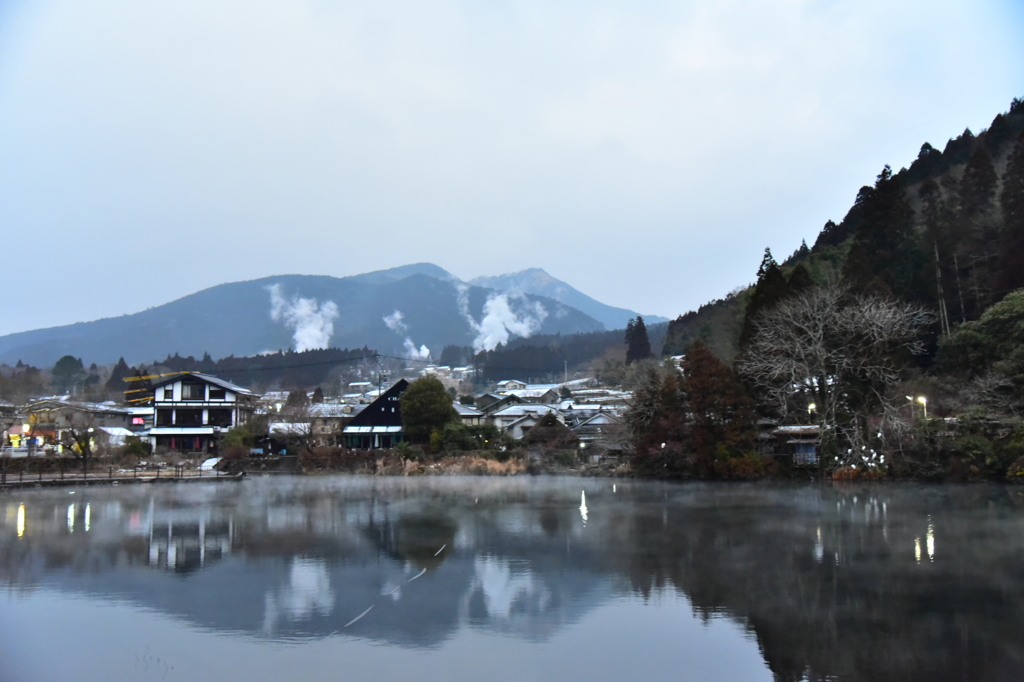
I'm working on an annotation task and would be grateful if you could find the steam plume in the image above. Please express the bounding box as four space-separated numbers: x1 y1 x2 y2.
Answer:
383 309 430 360
267 284 339 352
383 310 407 334
455 284 547 352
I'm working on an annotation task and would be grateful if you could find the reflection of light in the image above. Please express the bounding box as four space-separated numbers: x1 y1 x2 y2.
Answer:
914 538 921 562
579 490 588 524
926 521 934 562
85 504 91 532
67 504 75 533
814 527 823 562
17 504 26 538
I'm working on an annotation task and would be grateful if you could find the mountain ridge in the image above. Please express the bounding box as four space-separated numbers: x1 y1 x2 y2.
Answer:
469 267 667 330
0 266 640 366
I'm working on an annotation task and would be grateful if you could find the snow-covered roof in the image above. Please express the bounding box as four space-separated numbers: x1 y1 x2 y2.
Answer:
506 388 557 399
453 403 482 416
151 372 254 396
269 422 311 436
98 427 134 437
774 425 821 436
308 403 351 418
491 404 559 419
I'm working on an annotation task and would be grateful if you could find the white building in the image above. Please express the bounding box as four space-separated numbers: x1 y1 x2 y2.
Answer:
148 373 256 453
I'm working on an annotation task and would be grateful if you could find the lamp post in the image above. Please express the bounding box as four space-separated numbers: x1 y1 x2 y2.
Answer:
917 396 928 420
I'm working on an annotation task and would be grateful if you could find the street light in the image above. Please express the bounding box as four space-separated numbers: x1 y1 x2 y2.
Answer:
917 396 928 420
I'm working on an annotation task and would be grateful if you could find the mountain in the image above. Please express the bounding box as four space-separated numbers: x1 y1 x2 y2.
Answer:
0 266 606 367
469 268 667 330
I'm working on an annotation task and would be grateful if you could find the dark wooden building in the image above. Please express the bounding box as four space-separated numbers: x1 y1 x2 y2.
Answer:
343 379 409 449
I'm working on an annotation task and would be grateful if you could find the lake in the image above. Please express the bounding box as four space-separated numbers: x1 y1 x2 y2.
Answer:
2 476 1023 681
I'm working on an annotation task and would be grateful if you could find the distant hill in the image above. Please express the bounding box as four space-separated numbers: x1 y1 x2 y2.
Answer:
0 266 607 366
470 268 667 330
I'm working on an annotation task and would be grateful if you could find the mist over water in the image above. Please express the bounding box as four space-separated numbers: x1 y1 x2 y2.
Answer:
2 478 1024 682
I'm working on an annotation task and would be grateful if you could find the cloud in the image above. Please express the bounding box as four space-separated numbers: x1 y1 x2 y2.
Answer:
267 284 339 352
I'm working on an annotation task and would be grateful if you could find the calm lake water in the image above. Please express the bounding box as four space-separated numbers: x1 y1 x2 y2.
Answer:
2 476 1024 682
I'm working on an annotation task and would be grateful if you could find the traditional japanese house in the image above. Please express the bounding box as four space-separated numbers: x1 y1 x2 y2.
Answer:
148 373 256 453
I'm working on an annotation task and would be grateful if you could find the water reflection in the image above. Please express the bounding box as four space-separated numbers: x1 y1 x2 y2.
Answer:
1 478 1024 681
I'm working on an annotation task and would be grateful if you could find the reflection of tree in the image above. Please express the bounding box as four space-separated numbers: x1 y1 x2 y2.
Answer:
4 481 1024 681
365 512 457 571
607 485 1024 682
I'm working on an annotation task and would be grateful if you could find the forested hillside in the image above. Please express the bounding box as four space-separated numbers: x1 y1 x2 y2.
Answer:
623 97 1024 482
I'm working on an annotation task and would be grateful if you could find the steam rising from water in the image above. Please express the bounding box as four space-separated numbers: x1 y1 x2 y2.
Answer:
266 284 339 352
455 285 548 352
384 309 430 360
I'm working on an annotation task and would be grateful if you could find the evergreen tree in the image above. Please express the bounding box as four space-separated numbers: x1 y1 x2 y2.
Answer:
997 131 1024 294
311 386 324 403
740 248 789 346
787 263 814 294
918 179 956 332
853 166 922 298
959 146 999 222
51 355 87 394
105 357 133 392
625 316 652 364
951 145 1003 318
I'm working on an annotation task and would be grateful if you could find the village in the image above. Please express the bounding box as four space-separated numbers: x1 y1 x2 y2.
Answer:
0 361 819 478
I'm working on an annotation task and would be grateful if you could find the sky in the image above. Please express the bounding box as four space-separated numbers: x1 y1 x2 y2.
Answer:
0 0 1022 338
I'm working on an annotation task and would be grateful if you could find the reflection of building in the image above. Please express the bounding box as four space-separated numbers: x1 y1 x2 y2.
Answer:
343 379 409 449
148 511 233 572
148 372 256 453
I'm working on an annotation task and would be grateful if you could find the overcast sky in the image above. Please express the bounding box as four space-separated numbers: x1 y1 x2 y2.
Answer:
1 0 1021 338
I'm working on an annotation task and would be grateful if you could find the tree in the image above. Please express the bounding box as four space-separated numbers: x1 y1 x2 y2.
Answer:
311 387 324 404
626 343 754 478
400 376 457 445
51 355 87 394
59 410 97 477
937 289 1024 415
997 131 1024 294
740 248 790 346
787 263 814 294
739 282 932 463
104 357 133 393
845 166 924 300
678 341 756 475
959 146 999 223
625 316 652 364
284 390 309 409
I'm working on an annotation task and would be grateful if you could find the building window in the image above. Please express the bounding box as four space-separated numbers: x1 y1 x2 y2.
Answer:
132 417 146 425
181 383 205 401
209 387 227 400
156 409 173 426
175 409 203 426
163 387 174 401
208 409 232 427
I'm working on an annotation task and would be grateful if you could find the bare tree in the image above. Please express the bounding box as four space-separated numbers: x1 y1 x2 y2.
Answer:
739 283 933 464
59 411 98 477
